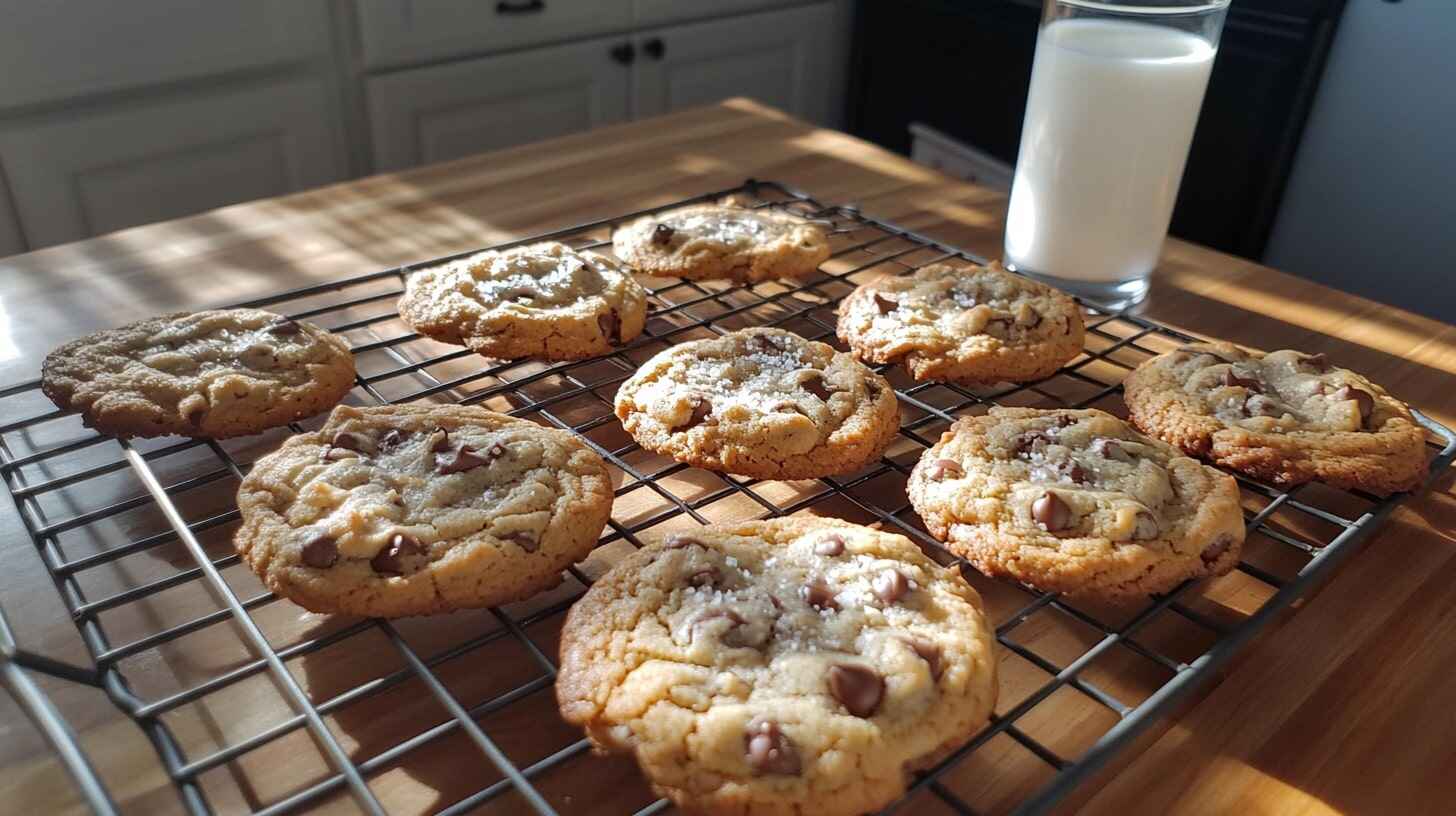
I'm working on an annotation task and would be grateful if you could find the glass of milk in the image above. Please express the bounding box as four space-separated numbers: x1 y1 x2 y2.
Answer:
1003 0 1230 309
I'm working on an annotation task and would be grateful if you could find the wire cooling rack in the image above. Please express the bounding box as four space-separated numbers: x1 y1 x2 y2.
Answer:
2 179 1453 816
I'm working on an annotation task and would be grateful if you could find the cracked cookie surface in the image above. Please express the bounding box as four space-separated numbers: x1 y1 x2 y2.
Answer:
235 403 613 617
613 328 900 480
908 407 1245 601
399 241 647 361
837 262 1084 384
1124 342 1427 494
612 200 830 283
556 518 997 816
41 308 355 439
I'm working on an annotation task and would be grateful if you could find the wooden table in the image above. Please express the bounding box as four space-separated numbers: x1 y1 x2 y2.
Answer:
2 99 1453 815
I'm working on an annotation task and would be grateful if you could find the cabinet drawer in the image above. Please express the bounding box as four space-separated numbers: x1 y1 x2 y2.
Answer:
355 0 633 69
0 78 347 248
633 0 798 27
0 1 329 109
366 38 631 171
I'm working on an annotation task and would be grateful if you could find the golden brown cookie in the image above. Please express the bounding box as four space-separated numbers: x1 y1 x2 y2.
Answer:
235 404 613 617
556 518 998 816
41 308 355 439
1123 342 1427 494
612 199 830 282
837 262 1084 384
908 407 1245 601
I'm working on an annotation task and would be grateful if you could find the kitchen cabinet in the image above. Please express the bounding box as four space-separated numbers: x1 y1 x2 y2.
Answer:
0 78 348 248
633 0 797 27
366 38 632 171
848 0 1346 260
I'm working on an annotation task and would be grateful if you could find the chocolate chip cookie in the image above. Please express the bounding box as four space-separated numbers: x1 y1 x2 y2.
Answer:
398 241 647 361
235 403 613 617
41 308 355 439
909 407 1245 601
1124 342 1428 494
837 262 1084 384
614 328 900 480
612 199 831 283
556 518 998 816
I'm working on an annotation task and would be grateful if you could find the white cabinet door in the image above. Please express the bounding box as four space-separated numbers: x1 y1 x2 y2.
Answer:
355 0 633 69
367 38 631 171
634 3 839 125
0 78 347 248
633 0 795 28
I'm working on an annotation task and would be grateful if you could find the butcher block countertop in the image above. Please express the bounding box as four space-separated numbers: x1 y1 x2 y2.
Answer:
2 99 1454 815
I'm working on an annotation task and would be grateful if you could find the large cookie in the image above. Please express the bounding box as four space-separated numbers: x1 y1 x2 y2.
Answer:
613 327 900 480
612 199 830 283
41 308 355 439
556 518 998 816
1123 342 1427 494
908 407 1245 601
398 241 648 361
837 262 1084 383
235 404 613 617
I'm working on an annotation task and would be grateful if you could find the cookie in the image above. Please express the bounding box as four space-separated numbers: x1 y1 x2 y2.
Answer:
398 241 647 361
837 261 1084 384
235 403 613 617
612 199 831 283
613 327 900 480
1123 342 1427 494
556 517 998 816
40 308 355 439
908 407 1245 601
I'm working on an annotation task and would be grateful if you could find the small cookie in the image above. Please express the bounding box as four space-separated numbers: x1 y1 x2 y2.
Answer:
908 407 1245 600
614 328 899 479
556 518 998 816
41 308 355 439
235 404 613 617
837 262 1084 383
1124 342 1427 494
398 241 647 361
612 199 830 282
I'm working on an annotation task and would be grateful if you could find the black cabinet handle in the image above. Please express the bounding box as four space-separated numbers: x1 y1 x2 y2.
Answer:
610 42 636 66
643 38 666 60
496 0 544 14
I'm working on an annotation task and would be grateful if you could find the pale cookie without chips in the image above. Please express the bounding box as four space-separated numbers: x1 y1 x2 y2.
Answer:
612 199 831 283
1123 342 1428 494
398 241 647 361
837 262 1084 384
41 308 355 439
908 407 1245 601
613 327 900 480
556 518 998 816
235 403 613 617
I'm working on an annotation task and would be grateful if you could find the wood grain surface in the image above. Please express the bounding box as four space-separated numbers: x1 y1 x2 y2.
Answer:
1 99 1453 816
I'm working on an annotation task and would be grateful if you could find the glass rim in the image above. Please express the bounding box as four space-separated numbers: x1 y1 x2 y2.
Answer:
1053 0 1231 14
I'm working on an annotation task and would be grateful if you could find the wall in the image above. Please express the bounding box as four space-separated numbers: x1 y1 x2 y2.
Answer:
1265 1 1456 321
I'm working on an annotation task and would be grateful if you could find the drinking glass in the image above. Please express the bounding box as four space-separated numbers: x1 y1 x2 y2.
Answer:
1003 0 1230 309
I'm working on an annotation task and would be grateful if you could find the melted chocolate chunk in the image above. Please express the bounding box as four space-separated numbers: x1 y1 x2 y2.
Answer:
1301 352 1330 372
927 459 963 481
1332 385 1374 425
266 317 303 336
692 608 751 648
597 310 620 343
803 374 833 401
331 430 376 454
301 534 338 568
1090 437 1131 463
371 533 426 575
1013 431 1051 456
801 578 839 611
827 664 885 718
813 534 845 556
379 429 404 450
430 428 452 453
902 637 944 680
437 443 491 474
651 223 676 246
675 398 714 432
872 569 911 603
1222 369 1264 393
745 719 800 775
1032 491 1072 531
873 293 899 314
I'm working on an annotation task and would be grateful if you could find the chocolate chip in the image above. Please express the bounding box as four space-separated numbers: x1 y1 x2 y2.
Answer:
486 442 508 461
1090 437 1131 462
331 430 376 454
804 374 833 401
1222 369 1264 393
1055 414 1076 428
827 664 885 718
266 316 303 336
504 531 538 553
873 293 898 314
928 458 963 481
1301 352 1330 372
745 719 800 775
430 428 451 452
746 334 778 354
1032 492 1072 532
801 579 839 611
675 398 714 432
688 568 720 588
371 533 425 575
437 443 491 474
1013 431 1050 455
301 534 338 568
597 311 620 343
1202 533 1234 564
692 608 751 648
651 223 676 245
380 429 404 449
1332 385 1374 424
902 637 943 680
814 534 845 556
872 569 910 603
1065 462 1089 484
1133 512 1160 540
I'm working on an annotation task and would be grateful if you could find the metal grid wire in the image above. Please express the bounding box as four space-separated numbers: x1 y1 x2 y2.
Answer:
1 179 1453 816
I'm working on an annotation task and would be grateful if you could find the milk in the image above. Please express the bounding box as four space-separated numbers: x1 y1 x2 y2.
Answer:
1005 19 1216 284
